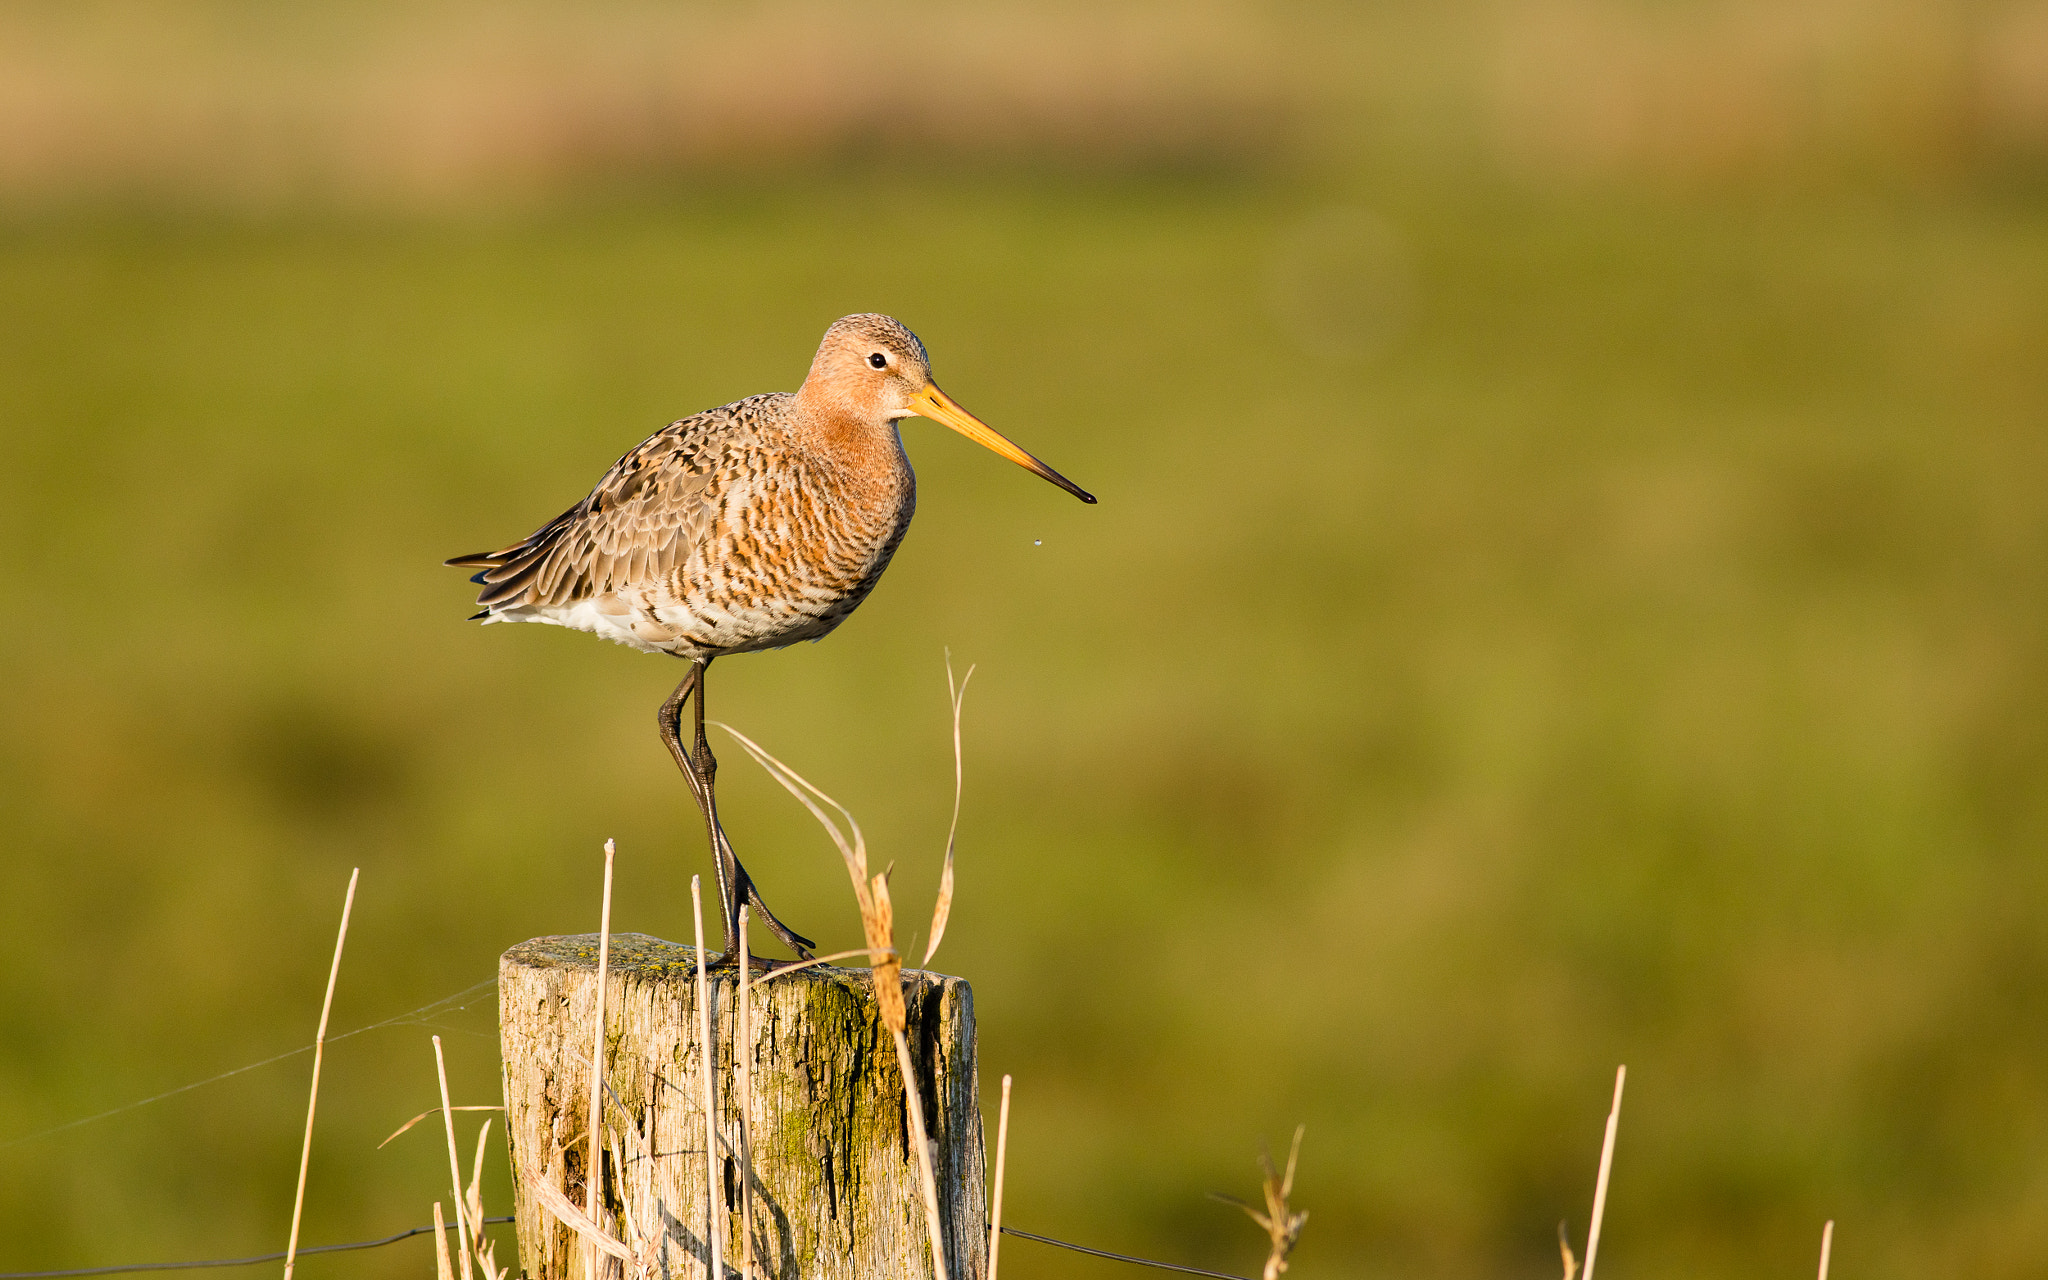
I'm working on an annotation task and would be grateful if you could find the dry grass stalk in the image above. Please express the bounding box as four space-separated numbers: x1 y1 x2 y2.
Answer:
754 947 898 983
716 720 951 1280
889 1023 948 1280
689 875 724 1280
855 866 946 1279
738 905 755 1280
1582 1066 1626 1280
1818 1220 1834 1280
878 895 948 1278
598 1105 666 1280
381 1090 505 1280
525 1097 661 1280
467 1120 509 1280
432 1202 454 1280
378 1105 502 1149
528 1089 663 1277
714 723 871 914
529 1177 635 1267
988 1075 1012 1280
1557 1221 1579 1280
283 867 358 1280
869 872 906 1037
524 1113 656 1279
433 1036 475 1280
1214 1126 1307 1280
922 656 974 968
715 725 910 1029
585 840 617 1279
505 850 642 1280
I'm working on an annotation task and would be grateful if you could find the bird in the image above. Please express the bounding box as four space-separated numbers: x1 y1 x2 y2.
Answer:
447 313 1094 962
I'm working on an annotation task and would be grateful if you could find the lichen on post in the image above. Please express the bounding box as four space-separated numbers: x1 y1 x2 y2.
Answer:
499 933 987 1280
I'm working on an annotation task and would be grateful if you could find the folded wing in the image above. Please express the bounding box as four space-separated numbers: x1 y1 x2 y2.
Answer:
446 418 724 613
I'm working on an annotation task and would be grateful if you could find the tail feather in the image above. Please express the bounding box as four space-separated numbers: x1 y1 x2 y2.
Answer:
448 500 585 617
475 555 547 607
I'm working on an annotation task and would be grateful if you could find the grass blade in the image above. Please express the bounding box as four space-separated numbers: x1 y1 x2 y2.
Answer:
378 1106 502 1151
283 867 358 1280
584 840 616 1276
989 1075 1011 1280
890 1026 949 1280
690 876 724 1280
738 907 754 1280
714 722 870 911
923 658 973 968
432 1203 453 1280
433 1037 473 1280
1582 1066 1626 1280
528 1176 634 1265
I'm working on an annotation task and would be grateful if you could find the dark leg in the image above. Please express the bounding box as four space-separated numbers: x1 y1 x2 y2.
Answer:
658 662 739 950
691 660 817 960
657 658 816 961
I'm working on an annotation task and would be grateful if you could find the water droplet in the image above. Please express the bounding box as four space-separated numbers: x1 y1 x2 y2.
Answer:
1033 540 1042 546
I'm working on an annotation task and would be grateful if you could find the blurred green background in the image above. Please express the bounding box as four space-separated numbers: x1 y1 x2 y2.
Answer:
3 2 2048 1278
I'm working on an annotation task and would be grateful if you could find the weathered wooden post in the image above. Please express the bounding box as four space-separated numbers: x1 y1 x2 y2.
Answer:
500 933 987 1280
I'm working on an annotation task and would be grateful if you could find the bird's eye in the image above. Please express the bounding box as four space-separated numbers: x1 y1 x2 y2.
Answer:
867 352 888 369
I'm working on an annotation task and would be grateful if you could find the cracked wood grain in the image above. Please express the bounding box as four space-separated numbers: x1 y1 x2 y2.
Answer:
500 934 987 1280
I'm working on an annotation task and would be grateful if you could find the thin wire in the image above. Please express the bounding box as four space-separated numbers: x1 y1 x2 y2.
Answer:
3 1221 1247 1280
0 1219 514 1279
0 980 499 1153
999 1228 1255 1280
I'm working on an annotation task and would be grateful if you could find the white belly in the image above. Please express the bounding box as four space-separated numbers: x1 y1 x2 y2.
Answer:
485 587 842 658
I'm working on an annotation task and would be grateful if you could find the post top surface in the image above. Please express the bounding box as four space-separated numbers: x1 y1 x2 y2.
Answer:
501 933 968 992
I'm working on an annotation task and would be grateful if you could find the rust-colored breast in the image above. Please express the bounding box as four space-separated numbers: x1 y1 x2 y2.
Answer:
676 399 915 654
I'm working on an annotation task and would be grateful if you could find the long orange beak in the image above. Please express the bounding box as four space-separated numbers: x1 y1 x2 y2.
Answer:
907 384 1096 504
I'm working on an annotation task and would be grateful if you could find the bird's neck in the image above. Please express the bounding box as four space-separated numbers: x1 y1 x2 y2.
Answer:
789 390 908 485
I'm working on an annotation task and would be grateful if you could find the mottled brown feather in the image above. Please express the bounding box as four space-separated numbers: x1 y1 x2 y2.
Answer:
445 314 1081 663
453 398 745 609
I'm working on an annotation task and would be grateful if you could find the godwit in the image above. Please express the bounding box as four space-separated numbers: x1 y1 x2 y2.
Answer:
448 314 1094 960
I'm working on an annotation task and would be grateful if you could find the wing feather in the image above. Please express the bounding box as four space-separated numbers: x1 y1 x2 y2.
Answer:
447 399 768 613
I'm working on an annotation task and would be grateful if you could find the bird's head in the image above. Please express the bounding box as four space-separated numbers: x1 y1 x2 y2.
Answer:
801 313 1095 504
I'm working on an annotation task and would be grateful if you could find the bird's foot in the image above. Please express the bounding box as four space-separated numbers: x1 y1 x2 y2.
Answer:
707 950 813 974
745 896 817 960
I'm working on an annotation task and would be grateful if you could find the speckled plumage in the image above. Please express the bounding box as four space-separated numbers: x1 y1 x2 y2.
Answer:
451 315 933 657
447 313 1091 959
457 388 915 657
